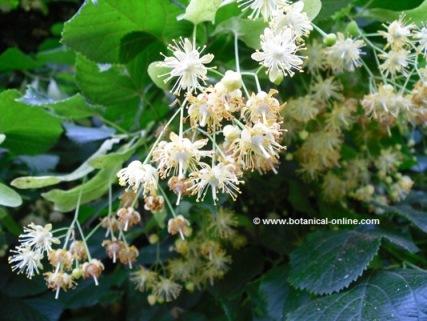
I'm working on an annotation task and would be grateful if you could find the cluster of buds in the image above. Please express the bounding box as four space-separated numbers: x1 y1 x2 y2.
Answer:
100 192 142 269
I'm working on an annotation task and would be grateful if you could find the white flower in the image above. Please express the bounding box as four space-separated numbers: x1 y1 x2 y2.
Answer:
153 132 210 179
379 18 414 49
18 223 59 253
325 33 364 72
117 161 158 194
311 76 343 101
243 89 282 124
8 246 43 279
252 27 303 82
152 277 182 302
415 27 427 55
379 49 410 77
237 0 288 21
161 38 214 95
189 162 241 203
303 40 325 72
271 1 312 37
231 122 285 170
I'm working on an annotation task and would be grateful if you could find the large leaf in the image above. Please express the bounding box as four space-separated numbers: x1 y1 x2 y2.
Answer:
11 138 121 189
288 269 427 321
289 229 381 295
248 267 309 321
362 0 427 25
374 192 427 233
62 0 191 63
0 48 38 72
214 17 267 49
18 88 98 120
76 54 140 106
0 183 22 207
42 139 142 212
0 90 63 155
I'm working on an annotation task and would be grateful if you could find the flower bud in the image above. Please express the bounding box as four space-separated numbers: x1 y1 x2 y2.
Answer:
148 234 159 244
220 70 242 92
323 33 337 46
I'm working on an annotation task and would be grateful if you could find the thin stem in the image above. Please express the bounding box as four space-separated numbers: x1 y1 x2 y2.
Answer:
85 221 102 242
63 186 84 250
234 33 250 97
197 128 227 160
312 23 328 37
192 24 197 47
158 185 178 216
76 220 92 260
143 105 182 165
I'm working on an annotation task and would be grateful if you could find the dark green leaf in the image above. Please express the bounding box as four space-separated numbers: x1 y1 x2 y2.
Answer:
248 267 309 321
76 54 140 106
289 229 381 295
0 48 38 72
288 269 427 321
214 17 267 49
62 0 191 63
0 90 63 155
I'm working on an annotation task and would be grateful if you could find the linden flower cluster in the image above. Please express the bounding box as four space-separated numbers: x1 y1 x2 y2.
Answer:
131 209 246 304
117 69 287 209
9 223 104 299
250 1 312 82
280 18 423 210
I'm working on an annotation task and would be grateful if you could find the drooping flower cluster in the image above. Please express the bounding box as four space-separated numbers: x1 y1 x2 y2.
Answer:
131 208 245 304
250 1 312 82
9 222 105 299
117 70 287 208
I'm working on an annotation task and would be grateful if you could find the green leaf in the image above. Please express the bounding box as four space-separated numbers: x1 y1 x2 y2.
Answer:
0 90 63 155
214 17 267 49
288 269 427 321
62 0 191 63
42 139 141 212
0 208 21 235
35 47 75 66
0 0 19 12
18 88 98 120
11 138 121 189
76 54 140 106
182 0 222 25
0 48 38 72
303 0 322 20
362 0 427 25
289 229 381 295
125 37 165 90
316 0 353 21
248 267 309 321
0 134 5 145
0 182 22 208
